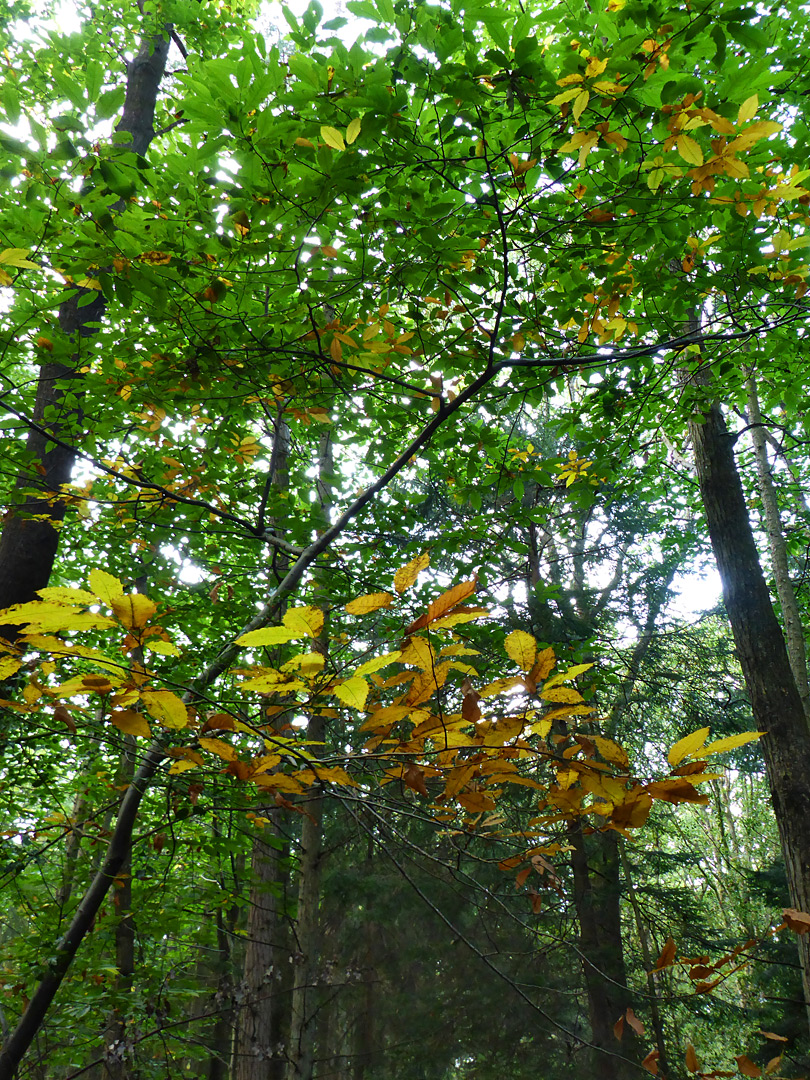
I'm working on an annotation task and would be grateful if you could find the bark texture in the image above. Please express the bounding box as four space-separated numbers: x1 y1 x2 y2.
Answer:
570 825 638 1080
689 401 810 1030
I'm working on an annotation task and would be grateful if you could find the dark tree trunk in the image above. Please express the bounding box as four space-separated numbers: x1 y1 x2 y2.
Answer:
0 31 170 637
689 401 810 1030
570 824 638 1080
233 817 291 1080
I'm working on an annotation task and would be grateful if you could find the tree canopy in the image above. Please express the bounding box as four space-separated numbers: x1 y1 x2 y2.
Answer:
2 0 810 1076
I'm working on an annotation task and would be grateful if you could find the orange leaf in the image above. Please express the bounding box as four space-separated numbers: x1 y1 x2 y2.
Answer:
403 578 476 635
613 1015 625 1041
652 937 676 972
646 778 710 805
782 908 810 934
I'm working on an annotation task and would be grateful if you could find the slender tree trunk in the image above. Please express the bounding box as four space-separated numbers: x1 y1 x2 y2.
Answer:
287 433 334 1080
286 719 326 1080
234 416 293 1080
101 737 137 1080
569 824 638 1080
689 399 810 1032
0 29 170 635
233 820 290 1080
617 841 669 1077
745 375 810 726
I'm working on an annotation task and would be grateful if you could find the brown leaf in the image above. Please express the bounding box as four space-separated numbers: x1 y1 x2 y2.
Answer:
53 705 76 734
756 1032 788 1043
685 1043 700 1073
626 1007 645 1037
641 1049 659 1075
613 1015 625 1042
735 1055 762 1078
403 763 429 798
515 867 531 889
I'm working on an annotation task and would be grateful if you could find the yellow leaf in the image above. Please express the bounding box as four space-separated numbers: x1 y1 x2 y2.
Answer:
0 268 11 285
145 639 181 657
0 602 114 633
394 552 430 594
540 686 584 703
345 592 395 615
242 673 305 693
282 651 325 675
550 87 583 106
111 593 157 630
237 626 296 647
311 764 358 786
334 676 369 710
399 636 434 668
430 607 489 629
572 89 590 123
667 727 709 766
676 134 703 166
479 676 524 698
320 125 345 150
0 656 21 679
346 117 361 144
505 630 537 672
738 94 758 123
283 605 324 638
89 569 125 605
198 736 238 761
700 731 763 756
111 710 152 738
0 248 39 269
168 759 198 774
354 651 402 677
593 736 629 769
37 586 97 605
142 690 188 730
544 662 593 688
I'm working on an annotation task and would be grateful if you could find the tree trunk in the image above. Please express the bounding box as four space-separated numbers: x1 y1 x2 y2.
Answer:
233 820 291 1080
286 720 326 1080
745 375 810 727
689 399 810 1031
0 29 170 637
287 433 333 1080
234 416 293 1080
569 824 638 1080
